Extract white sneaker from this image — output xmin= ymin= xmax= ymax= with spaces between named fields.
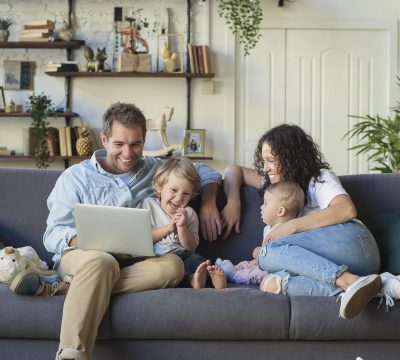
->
xmin=378 ymin=272 xmax=400 ymax=310
xmin=338 ymin=274 xmax=382 ymax=320
xmin=381 ymin=272 xmax=400 ymax=299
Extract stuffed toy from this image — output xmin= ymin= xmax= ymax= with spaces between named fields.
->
xmin=0 ymin=246 xmax=50 ymax=283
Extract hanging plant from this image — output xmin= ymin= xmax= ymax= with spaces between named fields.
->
xmin=29 ymin=93 xmax=54 ymax=169
xmin=216 ymin=0 xmax=263 ymax=56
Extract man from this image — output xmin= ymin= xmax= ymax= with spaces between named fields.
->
xmin=15 ymin=102 xmax=222 ymax=360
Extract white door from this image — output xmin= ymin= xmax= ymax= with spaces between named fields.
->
xmin=237 ymin=24 xmax=395 ymax=175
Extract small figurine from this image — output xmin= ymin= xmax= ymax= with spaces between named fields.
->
xmin=146 ymin=106 xmax=175 ymax=148
xmin=84 ymin=46 xmax=108 ymax=72
xmin=162 ymin=42 xmax=178 ymax=73
xmin=58 ymin=21 xmax=73 ymax=42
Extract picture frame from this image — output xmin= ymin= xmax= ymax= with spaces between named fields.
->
xmin=183 ymin=129 xmax=206 ymax=157
xmin=157 ymin=33 xmax=184 ymax=73
xmin=3 ymin=61 xmax=34 ymax=90
xmin=0 ymin=86 xmax=5 ymax=112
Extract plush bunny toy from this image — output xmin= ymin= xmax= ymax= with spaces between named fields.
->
xmin=0 ymin=246 xmax=49 ymax=283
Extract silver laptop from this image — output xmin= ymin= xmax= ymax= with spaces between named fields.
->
xmin=74 ymin=203 xmax=155 ymax=257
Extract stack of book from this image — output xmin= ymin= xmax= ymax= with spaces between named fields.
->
xmin=187 ymin=44 xmax=212 ymax=74
xmin=25 ymin=126 xmax=93 ymax=157
xmin=20 ymin=20 xmax=55 ymax=42
xmin=45 ymin=61 xmax=79 ymax=73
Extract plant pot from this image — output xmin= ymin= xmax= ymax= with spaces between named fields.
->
xmin=0 ymin=29 xmax=9 ymax=42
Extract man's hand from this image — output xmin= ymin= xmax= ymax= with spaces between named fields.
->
xmin=199 ymin=203 xmax=222 ymax=241
xmin=220 ymin=199 xmax=241 ymax=240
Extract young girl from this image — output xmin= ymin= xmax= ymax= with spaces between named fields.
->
xmin=142 ymin=157 xmax=226 ymax=289
xmin=216 ymin=180 xmax=304 ymax=290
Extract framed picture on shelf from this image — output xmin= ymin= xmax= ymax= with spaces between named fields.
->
xmin=0 ymin=86 xmax=5 ymax=112
xmin=3 ymin=61 xmax=34 ymax=90
xmin=183 ymin=129 xmax=206 ymax=157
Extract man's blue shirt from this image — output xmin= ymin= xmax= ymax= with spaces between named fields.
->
xmin=43 ymin=149 xmax=221 ymax=263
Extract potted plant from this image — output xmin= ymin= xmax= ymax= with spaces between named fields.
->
xmin=343 ymin=79 xmax=400 ymax=173
xmin=0 ymin=17 xmax=12 ymax=42
xmin=216 ymin=0 xmax=263 ymax=55
xmin=28 ymin=93 xmax=54 ymax=169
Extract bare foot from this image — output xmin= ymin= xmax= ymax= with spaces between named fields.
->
xmin=207 ymin=265 xmax=227 ymax=289
xmin=191 ymin=260 xmax=211 ymax=289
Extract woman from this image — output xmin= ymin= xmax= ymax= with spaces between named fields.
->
xmin=222 ymin=124 xmax=399 ymax=319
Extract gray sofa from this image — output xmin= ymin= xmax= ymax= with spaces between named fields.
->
xmin=1 ymin=168 xmax=400 ymax=360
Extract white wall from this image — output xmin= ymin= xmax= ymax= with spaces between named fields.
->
xmin=1 ymin=0 xmax=400 ymax=174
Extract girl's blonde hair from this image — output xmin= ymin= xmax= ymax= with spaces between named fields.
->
xmin=152 ymin=157 xmax=201 ymax=199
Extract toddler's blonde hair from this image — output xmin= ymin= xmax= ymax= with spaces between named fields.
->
xmin=152 ymin=157 xmax=201 ymax=199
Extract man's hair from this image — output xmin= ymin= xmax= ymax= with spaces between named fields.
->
xmin=267 ymin=180 xmax=305 ymax=218
xmin=152 ymin=157 xmax=201 ymax=199
xmin=102 ymin=102 xmax=147 ymax=139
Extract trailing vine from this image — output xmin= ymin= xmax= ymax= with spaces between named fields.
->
xmin=29 ymin=93 xmax=53 ymax=169
xmin=216 ymin=0 xmax=263 ymax=55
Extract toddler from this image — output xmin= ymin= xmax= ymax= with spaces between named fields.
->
xmin=142 ymin=157 xmax=226 ymax=289
xmin=216 ymin=180 xmax=304 ymax=289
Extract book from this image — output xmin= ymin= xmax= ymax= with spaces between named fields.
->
xmin=45 ymin=64 xmax=79 ymax=72
xmin=23 ymin=24 xmax=54 ymax=30
xmin=65 ymin=126 xmax=72 ymax=156
xmin=187 ymin=43 xmax=196 ymax=73
xmin=47 ymin=127 xmax=60 ymax=156
xmin=192 ymin=44 xmax=199 ymax=74
xmin=58 ymin=127 xmax=67 ymax=156
xmin=19 ymin=37 xmax=50 ymax=42
xmin=22 ymin=20 xmax=55 ymax=27
xmin=28 ymin=127 xmax=38 ymax=156
xmin=201 ymin=45 xmax=212 ymax=74
xmin=196 ymin=45 xmax=204 ymax=74
xmin=70 ymin=126 xmax=79 ymax=156
xmin=20 ymin=29 xmax=53 ymax=37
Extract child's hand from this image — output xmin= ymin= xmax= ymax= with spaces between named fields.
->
xmin=168 ymin=221 xmax=177 ymax=235
xmin=252 ymin=246 xmax=261 ymax=259
xmin=173 ymin=208 xmax=188 ymax=228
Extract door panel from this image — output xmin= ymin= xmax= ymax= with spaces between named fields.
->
xmin=238 ymin=27 xmax=391 ymax=175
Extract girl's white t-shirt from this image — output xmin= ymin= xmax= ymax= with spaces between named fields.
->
xmin=301 ymin=169 xmax=348 ymax=216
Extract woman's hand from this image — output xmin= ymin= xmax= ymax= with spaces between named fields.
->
xmin=264 ymin=220 xmax=296 ymax=242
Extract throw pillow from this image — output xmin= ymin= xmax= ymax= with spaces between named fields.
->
xmin=359 ymin=213 xmax=400 ymax=275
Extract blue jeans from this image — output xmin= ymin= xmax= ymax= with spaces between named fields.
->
xmin=258 ymin=221 xmax=380 ymax=296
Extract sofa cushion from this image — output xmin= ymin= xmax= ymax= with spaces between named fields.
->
xmin=110 ymin=288 xmax=290 ymax=340
xmin=290 ymin=296 xmax=400 ymax=340
xmin=360 ymin=213 xmax=400 ymax=274
xmin=0 ymin=168 xmax=62 ymax=266
xmin=0 ymin=285 xmax=111 ymax=339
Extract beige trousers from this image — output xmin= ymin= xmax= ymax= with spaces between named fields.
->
xmin=55 ymin=250 xmax=184 ymax=360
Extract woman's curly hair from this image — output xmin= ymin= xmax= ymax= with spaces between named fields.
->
xmin=254 ymin=124 xmax=330 ymax=194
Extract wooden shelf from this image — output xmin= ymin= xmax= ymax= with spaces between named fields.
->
xmin=186 ymin=156 xmax=213 ymax=160
xmin=0 ymin=155 xmax=90 ymax=160
xmin=0 ymin=40 xmax=85 ymax=49
xmin=0 ymin=112 xmax=78 ymax=118
xmin=45 ymin=71 xmax=215 ymax=78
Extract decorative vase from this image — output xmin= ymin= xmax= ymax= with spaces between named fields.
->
xmin=0 ymin=29 xmax=9 ymax=42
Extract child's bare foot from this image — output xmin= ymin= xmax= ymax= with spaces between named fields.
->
xmin=207 ymin=264 xmax=227 ymax=289
xmin=191 ymin=260 xmax=211 ymax=288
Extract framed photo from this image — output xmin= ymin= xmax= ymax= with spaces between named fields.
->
xmin=0 ymin=86 xmax=5 ymax=112
xmin=183 ymin=129 xmax=206 ymax=157
xmin=3 ymin=61 xmax=34 ymax=90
